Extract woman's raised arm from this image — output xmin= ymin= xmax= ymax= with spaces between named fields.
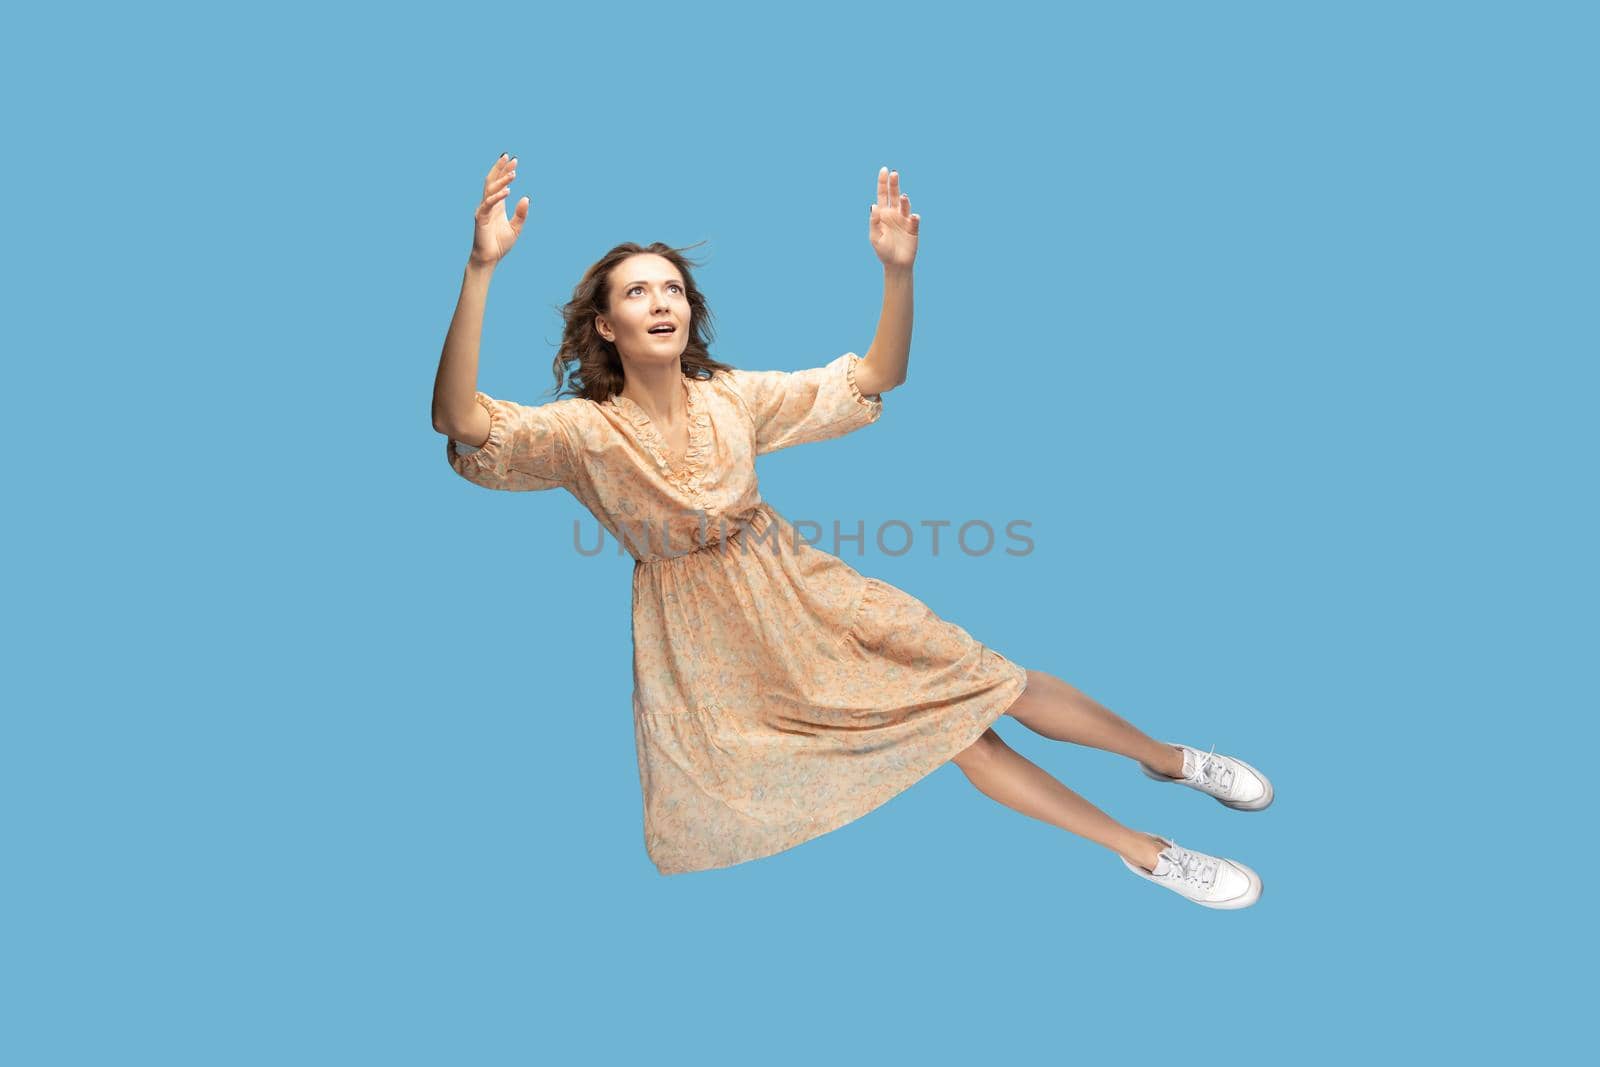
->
xmin=431 ymin=153 xmax=532 ymax=444
xmin=857 ymin=166 xmax=919 ymax=397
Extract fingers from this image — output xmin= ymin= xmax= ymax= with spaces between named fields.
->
xmin=890 ymin=170 xmax=909 ymax=217
xmin=875 ymin=166 xmax=914 ymax=218
xmin=486 ymin=163 xmax=517 ymax=194
xmin=476 ymin=184 xmax=512 ymax=219
xmin=484 ymin=153 xmax=518 ymax=194
xmin=477 ymin=153 xmax=521 ymax=218
xmin=870 ymin=165 xmax=919 ymax=238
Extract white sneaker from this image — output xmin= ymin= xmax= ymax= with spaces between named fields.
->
xmin=1139 ymin=743 xmax=1274 ymax=811
xmin=1121 ymin=836 xmax=1263 ymax=909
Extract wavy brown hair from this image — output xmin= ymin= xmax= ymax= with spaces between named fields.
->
xmin=542 ymin=241 xmax=737 ymax=402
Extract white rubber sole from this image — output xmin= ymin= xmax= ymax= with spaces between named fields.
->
xmin=1139 ymin=743 xmax=1275 ymax=811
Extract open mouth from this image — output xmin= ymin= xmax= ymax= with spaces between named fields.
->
xmin=648 ymin=325 xmax=676 ymax=337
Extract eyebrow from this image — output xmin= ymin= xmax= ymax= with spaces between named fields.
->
xmin=623 ymin=279 xmax=685 ymax=288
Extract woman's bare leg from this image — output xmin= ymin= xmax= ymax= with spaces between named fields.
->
xmin=949 ymin=727 xmax=1169 ymax=871
xmin=1005 ymin=669 xmax=1186 ymax=776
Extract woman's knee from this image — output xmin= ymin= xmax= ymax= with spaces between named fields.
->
xmin=1001 ymin=670 xmax=1049 ymax=719
xmin=951 ymin=727 xmax=1007 ymax=771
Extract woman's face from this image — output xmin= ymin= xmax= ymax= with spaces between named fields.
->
xmin=596 ymin=253 xmax=691 ymax=367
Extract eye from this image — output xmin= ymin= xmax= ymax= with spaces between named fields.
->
xmin=628 ymin=284 xmax=684 ymax=296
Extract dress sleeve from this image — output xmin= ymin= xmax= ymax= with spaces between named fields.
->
xmin=445 ymin=390 xmax=578 ymax=492
xmin=726 ymin=351 xmax=884 ymax=456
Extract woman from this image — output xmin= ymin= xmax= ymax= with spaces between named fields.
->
xmin=430 ymin=154 xmax=1274 ymax=907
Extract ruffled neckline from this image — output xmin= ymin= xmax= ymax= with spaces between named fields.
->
xmin=606 ymin=374 xmax=712 ymax=490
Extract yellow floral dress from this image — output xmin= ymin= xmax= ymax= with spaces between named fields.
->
xmin=447 ymin=351 xmax=1030 ymax=874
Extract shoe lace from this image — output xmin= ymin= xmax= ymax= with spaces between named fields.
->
xmin=1161 ymin=844 xmax=1220 ymax=890
xmin=1188 ymin=745 xmax=1235 ymax=794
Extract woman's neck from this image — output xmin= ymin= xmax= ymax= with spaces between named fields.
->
xmin=619 ymin=362 xmax=687 ymax=426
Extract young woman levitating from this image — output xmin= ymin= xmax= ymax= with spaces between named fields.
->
xmin=431 ymin=154 xmax=1275 ymax=907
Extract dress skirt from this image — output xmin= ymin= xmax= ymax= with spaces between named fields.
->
xmin=630 ymin=502 xmax=1031 ymax=875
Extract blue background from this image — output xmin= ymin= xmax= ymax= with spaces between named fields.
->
xmin=7 ymin=1 xmax=1592 ymax=1062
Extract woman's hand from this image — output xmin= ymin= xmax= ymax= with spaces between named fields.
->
xmin=868 ymin=166 xmax=919 ymax=270
xmin=470 ymin=153 xmax=530 ymax=268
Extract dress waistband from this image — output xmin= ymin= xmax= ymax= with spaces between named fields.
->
xmin=633 ymin=504 xmax=773 ymax=568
